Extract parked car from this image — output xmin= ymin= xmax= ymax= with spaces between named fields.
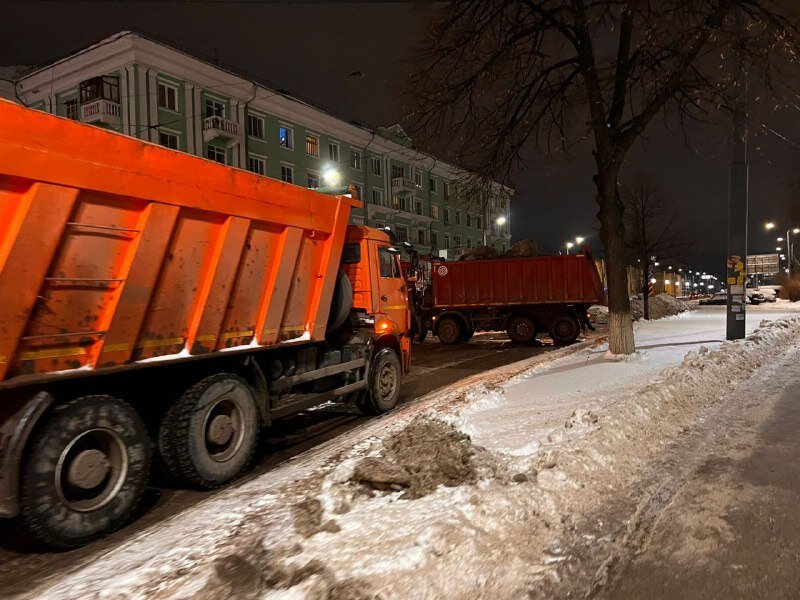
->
xmin=700 ymin=291 xmax=728 ymax=305
xmin=759 ymin=288 xmax=777 ymax=302
xmin=746 ymin=289 xmax=765 ymax=305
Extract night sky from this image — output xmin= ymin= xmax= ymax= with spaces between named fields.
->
xmin=2 ymin=0 xmax=799 ymax=277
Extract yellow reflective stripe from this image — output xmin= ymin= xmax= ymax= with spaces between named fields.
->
xmin=0 ymin=356 xmax=7 ymax=364
xmin=382 ymin=305 xmax=409 ymax=310
xmin=219 ymin=329 xmax=254 ymax=341
xmin=102 ymin=343 xmax=131 ymax=353
xmin=136 ymin=337 xmax=185 ymax=349
xmin=261 ymin=328 xmax=279 ymax=335
xmin=195 ymin=334 xmax=218 ymax=342
xmin=19 ymin=347 xmax=87 ymax=361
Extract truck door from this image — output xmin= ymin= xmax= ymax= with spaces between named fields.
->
xmin=375 ymin=243 xmax=410 ymax=334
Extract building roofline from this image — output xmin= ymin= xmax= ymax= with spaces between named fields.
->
xmin=17 ymin=29 xmax=514 ymax=195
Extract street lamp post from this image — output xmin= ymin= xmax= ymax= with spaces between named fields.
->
xmin=766 ymin=222 xmax=799 ymax=277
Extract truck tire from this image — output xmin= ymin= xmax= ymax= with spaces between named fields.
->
xmin=327 ymin=270 xmax=353 ymax=333
xmin=159 ymin=373 xmax=259 ymax=489
xmin=459 ymin=324 xmax=475 ymax=342
xmin=436 ymin=317 xmax=462 ymax=345
xmin=20 ymin=396 xmax=151 ymax=549
xmin=508 ymin=315 xmax=536 ymax=343
xmin=357 ymin=348 xmax=402 ymax=414
xmin=549 ymin=315 xmax=580 ymax=345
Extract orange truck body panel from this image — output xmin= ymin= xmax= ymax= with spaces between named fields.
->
xmin=0 ymin=99 xmax=360 ymax=387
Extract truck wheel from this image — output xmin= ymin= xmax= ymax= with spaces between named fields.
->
xmin=358 ymin=348 xmax=402 ymax=414
xmin=508 ymin=315 xmax=536 ymax=343
xmin=327 ymin=270 xmax=353 ymax=333
xmin=549 ymin=315 xmax=580 ymax=345
xmin=459 ymin=325 xmax=475 ymax=342
xmin=20 ymin=396 xmax=151 ymax=549
xmin=436 ymin=317 xmax=462 ymax=345
xmin=159 ymin=373 xmax=259 ymax=489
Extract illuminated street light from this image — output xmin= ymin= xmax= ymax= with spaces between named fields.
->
xmin=765 ymin=222 xmax=776 ymax=230
xmin=565 ymin=241 xmax=574 ymax=254
xmin=777 ymin=237 xmax=784 ymax=242
xmin=575 ymin=236 xmax=585 ymax=245
xmin=650 ymin=278 xmax=657 ymax=284
xmin=322 ymin=168 xmax=341 ymax=187
xmin=777 ymin=246 xmax=783 ymax=252
xmin=495 ymin=216 xmax=507 ymax=226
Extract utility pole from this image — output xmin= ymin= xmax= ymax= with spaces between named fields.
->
xmin=726 ymin=7 xmax=748 ymax=340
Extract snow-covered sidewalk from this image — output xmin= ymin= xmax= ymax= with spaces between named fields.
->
xmin=13 ymin=306 xmax=800 ymax=600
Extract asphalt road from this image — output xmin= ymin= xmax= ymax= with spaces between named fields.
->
xmin=0 ymin=330 xmax=574 ymax=577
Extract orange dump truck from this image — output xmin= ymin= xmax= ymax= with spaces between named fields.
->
xmin=0 ymin=99 xmax=411 ymax=547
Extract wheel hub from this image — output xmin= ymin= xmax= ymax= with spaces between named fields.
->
xmin=67 ymin=449 xmax=110 ymax=489
xmin=207 ymin=414 xmax=234 ymax=445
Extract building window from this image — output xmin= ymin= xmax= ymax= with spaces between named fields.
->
xmin=466 ymin=214 xmax=472 ymax=227
xmin=158 ymin=82 xmax=178 ymax=111
xmin=476 ymin=216 xmax=482 ymax=230
xmin=372 ymin=189 xmax=384 ymax=205
xmin=159 ymin=131 xmax=179 ymax=150
xmin=391 ymin=165 xmax=404 ymax=179
xmin=205 ymin=98 xmax=225 ymax=118
xmin=429 ymin=177 xmax=438 ymax=193
xmin=443 ymin=182 xmax=451 ymax=199
xmin=247 ymin=114 xmax=265 ymax=139
xmin=307 ymin=171 xmax=320 ymax=189
xmin=431 ymin=231 xmax=439 ymax=248
xmin=371 ymin=157 xmax=382 ymax=176
xmin=79 ymin=75 xmax=119 ymax=104
xmin=65 ymin=98 xmax=78 ymax=120
xmin=444 ymin=235 xmax=450 ymax=249
xmin=455 ymin=211 xmax=462 ymax=226
xmin=247 ymin=155 xmax=266 ymax=175
xmin=306 ymin=134 xmax=320 ymax=157
xmin=279 ymin=126 xmax=294 ymax=149
xmin=207 ymin=145 xmax=226 ymax=164
xmin=415 ymin=200 xmax=424 ymax=215
xmin=392 ymin=195 xmax=407 ymax=212
xmin=329 ymin=142 xmax=340 ymax=162
xmin=444 ymin=208 xmax=450 ymax=225
xmin=431 ymin=204 xmax=440 ymax=220
xmin=351 ymin=150 xmax=362 ymax=169
xmin=417 ymin=229 xmax=426 ymax=244
xmin=454 ymin=235 xmax=461 ymax=248
xmin=413 ymin=169 xmax=422 ymax=187
xmin=352 ymin=183 xmax=363 ymax=200
xmin=281 ymin=165 xmax=294 ymax=184
xmin=397 ymin=226 xmax=409 ymax=243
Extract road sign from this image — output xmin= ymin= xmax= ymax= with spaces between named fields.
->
xmin=746 ymin=253 xmax=780 ymax=276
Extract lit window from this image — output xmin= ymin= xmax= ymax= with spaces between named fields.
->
xmin=158 ymin=83 xmax=178 ymax=111
xmin=159 ymin=131 xmax=179 ymax=149
xmin=306 ymin=135 xmax=320 ymax=157
xmin=247 ymin=155 xmax=266 ymax=175
xmin=279 ymin=126 xmax=294 ymax=149
xmin=206 ymin=145 xmax=226 ymax=164
xmin=281 ymin=165 xmax=294 ymax=183
xmin=247 ymin=114 xmax=265 ymax=139
xmin=307 ymin=172 xmax=320 ymax=189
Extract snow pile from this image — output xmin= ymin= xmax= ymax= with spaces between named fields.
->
xmin=250 ymin=317 xmax=800 ymax=598
xmin=588 ymin=304 xmax=609 ymax=324
xmin=630 ymin=292 xmax=687 ymax=320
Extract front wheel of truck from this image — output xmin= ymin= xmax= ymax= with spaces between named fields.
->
xmin=20 ymin=396 xmax=151 ymax=549
xmin=358 ymin=348 xmax=402 ymax=415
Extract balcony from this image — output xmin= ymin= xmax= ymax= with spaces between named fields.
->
xmin=79 ymin=99 xmax=121 ymax=127
xmin=202 ymin=115 xmax=242 ymax=147
xmin=391 ymin=177 xmax=420 ymax=195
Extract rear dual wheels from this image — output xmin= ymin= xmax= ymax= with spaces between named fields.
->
xmin=159 ymin=373 xmax=259 ymax=489
xmin=20 ymin=396 xmax=151 ymax=549
xmin=437 ymin=316 xmax=473 ymax=345
xmin=549 ymin=315 xmax=581 ymax=345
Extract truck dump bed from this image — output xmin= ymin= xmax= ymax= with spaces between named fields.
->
xmin=431 ymin=254 xmax=606 ymax=308
xmin=0 ymin=100 xmax=358 ymax=386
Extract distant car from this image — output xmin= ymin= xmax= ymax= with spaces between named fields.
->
xmin=759 ymin=288 xmax=777 ymax=302
xmin=700 ymin=291 xmax=728 ymax=305
xmin=746 ymin=289 xmax=765 ymax=305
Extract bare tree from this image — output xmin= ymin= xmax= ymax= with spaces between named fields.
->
xmin=623 ymin=175 xmax=686 ymax=319
xmin=408 ymin=0 xmax=800 ymax=354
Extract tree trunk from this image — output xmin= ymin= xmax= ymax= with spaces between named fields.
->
xmin=597 ymin=166 xmax=636 ymax=355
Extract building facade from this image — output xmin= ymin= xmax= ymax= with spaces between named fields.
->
xmin=13 ymin=32 xmax=513 ymax=257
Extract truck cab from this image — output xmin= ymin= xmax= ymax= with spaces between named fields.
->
xmin=342 ymin=226 xmax=411 ymax=373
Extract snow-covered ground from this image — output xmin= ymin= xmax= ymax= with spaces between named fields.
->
xmin=12 ymin=304 xmax=800 ymax=600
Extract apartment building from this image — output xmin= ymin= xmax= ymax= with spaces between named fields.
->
xmin=13 ymin=31 xmax=513 ymax=256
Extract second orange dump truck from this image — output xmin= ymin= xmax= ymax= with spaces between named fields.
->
xmin=0 ymin=99 xmax=412 ymax=547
